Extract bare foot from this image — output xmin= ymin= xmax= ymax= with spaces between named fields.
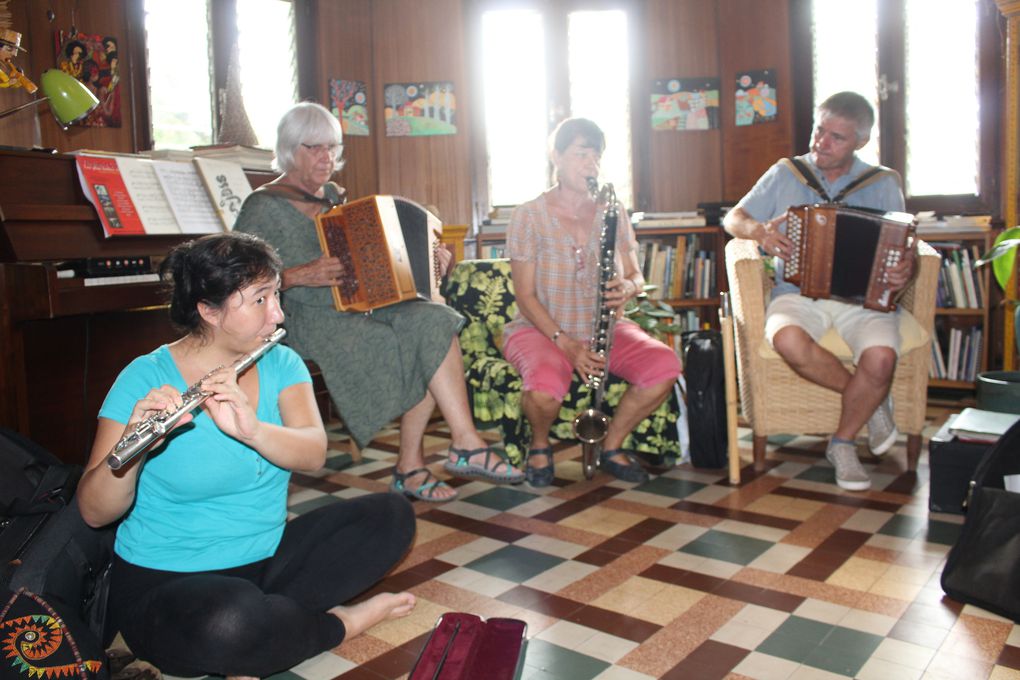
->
xmin=226 ymin=676 xmax=258 ymax=680
xmin=329 ymin=592 xmax=416 ymax=639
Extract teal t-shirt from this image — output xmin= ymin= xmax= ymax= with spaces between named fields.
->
xmin=99 ymin=343 xmax=311 ymax=572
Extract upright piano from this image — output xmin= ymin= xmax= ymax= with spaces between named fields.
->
xmin=0 ymin=150 xmax=274 ymax=463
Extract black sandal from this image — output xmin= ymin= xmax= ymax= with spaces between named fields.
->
xmin=599 ymin=449 xmax=650 ymax=484
xmin=526 ymin=447 xmax=555 ymax=487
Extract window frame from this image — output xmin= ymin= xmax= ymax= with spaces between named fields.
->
xmin=794 ymin=0 xmax=1001 ymax=215
xmin=132 ymin=0 xmax=311 ymax=152
xmin=467 ymin=0 xmax=641 ymax=225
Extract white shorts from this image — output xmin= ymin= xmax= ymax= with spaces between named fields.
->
xmin=764 ymin=294 xmax=901 ymax=362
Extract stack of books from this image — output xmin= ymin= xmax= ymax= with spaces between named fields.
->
xmin=632 ymin=211 xmax=706 ymax=228
xmin=948 ymin=408 xmax=1020 ymax=444
xmin=915 ymin=212 xmax=992 ymax=234
xmin=480 ymin=205 xmax=515 ymax=234
xmin=191 ymin=144 xmax=275 ymax=171
xmin=144 ymin=148 xmax=196 ymax=162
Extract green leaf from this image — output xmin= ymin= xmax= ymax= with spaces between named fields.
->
xmin=981 ymin=227 xmax=1020 ymax=292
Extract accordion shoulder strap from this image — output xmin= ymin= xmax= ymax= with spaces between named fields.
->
xmin=779 ymin=157 xmax=902 ymax=204
xmin=253 ymin=181 xmax=347 ymax=209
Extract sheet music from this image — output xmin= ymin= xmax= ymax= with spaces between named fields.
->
xmin=193 ymin=157 xmax=253 ymax=231
xmin=114 ymin=157 xmax=182 ymax=235
xmin=152 ymin=160 xmax=224 ymax=234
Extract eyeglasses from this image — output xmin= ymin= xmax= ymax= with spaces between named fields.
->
xmin=300 ymin=142 xmax=342 ymax=158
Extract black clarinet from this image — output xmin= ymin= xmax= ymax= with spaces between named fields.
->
xmin=572 ymin=179 xmax=618 ymax=479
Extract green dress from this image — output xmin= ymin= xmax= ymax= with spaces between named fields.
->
xmin=234 ymin=187 xmax=464 ymax=448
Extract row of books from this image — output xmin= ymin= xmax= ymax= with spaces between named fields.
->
xmin=930 ymin=325 xmax=982 ymax=383
xmin=73 ymin=152 xmax=254 ymax=238
xmin=638 ymin=235 xmax=717 ymax=300
xmin=479 ymin=244 xmax=507 ymax=259
xmin=931 ymin=242 xmax=986 ymax=309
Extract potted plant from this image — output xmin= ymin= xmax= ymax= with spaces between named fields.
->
xmin=624 ymin=286 xmax=683 ymax=346
xmin=975 ymin=227 xmax=1020 ymax=412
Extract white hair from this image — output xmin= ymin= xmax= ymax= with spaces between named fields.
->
xmin=273 ymin=102 xmax=345 ymax=173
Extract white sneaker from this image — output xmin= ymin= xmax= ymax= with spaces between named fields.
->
xmin=867 ymin=396 xmax=898 ymax=456
xmin=826 ymin=440 xmax=871 ymax=491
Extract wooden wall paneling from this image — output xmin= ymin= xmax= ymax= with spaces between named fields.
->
xmin=642 ymin=0 xmax=723 ymax=212
xmin=20 ymin=309 xmax=175 ymax=464
xmin=717 ymin=0 xmax=795 ymax=202
xmin=0 ymin=0 xmax=39 ymax=147
xmin=6 ymin=0 xmax=138 ymax=154
xmin=314 ymin=0 xmax=379 ymax=202
xmin=371 ymin=0 xmax=472 ymax=226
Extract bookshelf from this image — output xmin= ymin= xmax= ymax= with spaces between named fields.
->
xmin=474 ymin=223 xmax=727 ymax=333
xmin=632 ymin=224 xmax=725 ymax=332
xmin=920 ymin=227 xmax=993 ymax=390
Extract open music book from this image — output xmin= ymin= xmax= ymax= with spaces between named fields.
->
xmin=75 ymin=153 xmax=253 ymax=237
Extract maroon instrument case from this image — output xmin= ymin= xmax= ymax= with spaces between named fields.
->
xmin=408 ymin=612 xmax=527 ymax=680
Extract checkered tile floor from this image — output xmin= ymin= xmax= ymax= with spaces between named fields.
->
xmin=159 ymin=409 xmax=1020 ymax=680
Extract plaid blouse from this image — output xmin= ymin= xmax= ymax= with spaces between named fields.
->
xmin=504 ymin=192 xmax=636 ymax=342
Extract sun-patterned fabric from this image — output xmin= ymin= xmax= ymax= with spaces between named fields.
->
xmin=443 ymin=258 xmax=681 ymax=466
xmin=0 ymin=589 xmax=105 ymax=679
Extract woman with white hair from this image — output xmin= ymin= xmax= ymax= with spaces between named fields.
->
xmin=235 ymin=102 xmax=523 ymax=502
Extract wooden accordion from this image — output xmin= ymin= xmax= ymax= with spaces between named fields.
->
xmin=782 ymin=204 xmax=916 ymax=312
xmin=314 ymin=195 xmax=443 ymax=312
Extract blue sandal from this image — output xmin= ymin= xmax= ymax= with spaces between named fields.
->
xmin=444 ymin=446 xmax=525 ymax=484
xmin=525 ymin=447 xmax=555 ymax=487
xmin=391 ymin=467 xmax=457 ymax=502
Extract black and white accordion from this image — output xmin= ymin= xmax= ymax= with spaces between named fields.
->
xmin=782 ymin=204 xmax=917 ymax=312
xmin=314 ymin=195 xmax=443 ymax=312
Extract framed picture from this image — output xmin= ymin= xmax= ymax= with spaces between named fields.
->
xmin=651 ymin=77 xmax=720 ymax=131
xmin=383 ymin=81 xmax=456 ymax=137
xmin=735 ymin=68 xmax=777 ymax=127
xmin=330 ymin=79 xmax=369 ymax=136
xmin=55 ymin=31 xmax=120 ymax=127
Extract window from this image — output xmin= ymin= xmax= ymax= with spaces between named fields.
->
xmin=145 ymin=0 xmax=213 ymax=148
xmin=477 ymin=2 xmax=633 ymax=210
xmin=144 ymin=0 xmax=297 ymax=150
xmin=810 ymin=0 xmax=993 ymax=211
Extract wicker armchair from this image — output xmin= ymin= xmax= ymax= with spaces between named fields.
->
xmin=724 ymin=238 xmax=940 ymax=471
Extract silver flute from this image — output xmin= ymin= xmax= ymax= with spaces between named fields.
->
xmin=106 ymin=328 xmax=287 ymax=470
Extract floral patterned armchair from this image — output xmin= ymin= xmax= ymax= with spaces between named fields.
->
xmin=443 ymin=258 xmax=682 ymax=467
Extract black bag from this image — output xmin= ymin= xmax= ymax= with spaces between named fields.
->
xmin=0 ymin=427 xmax=115 ymax=669
xmin=941 ymin=419 xmax=1020 ymax=622
xmin=681 ymin=330 xmax=727 ymax=468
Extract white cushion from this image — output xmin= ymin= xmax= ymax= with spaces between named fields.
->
xmin=758 ymin=308 xmax=929 ymax=360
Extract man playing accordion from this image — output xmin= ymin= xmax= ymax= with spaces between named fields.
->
xmin=723 ymin=91 xmax=914 ymax=491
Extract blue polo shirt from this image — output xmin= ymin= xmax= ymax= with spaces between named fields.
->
xmin=734 ymin=153 xmax=905 ymax=297
xmin=99 ymin=343 xmax=311 ymax=572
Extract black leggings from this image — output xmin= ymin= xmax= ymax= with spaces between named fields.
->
xmin=108 ymin=493 xmax=415 ymax=678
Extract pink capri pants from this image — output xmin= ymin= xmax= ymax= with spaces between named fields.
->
xmin=503 ymin=322 xmax=682 ymax=402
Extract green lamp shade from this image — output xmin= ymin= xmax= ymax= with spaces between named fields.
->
xmin=40 ymin=68 xmax=99 ymax=126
